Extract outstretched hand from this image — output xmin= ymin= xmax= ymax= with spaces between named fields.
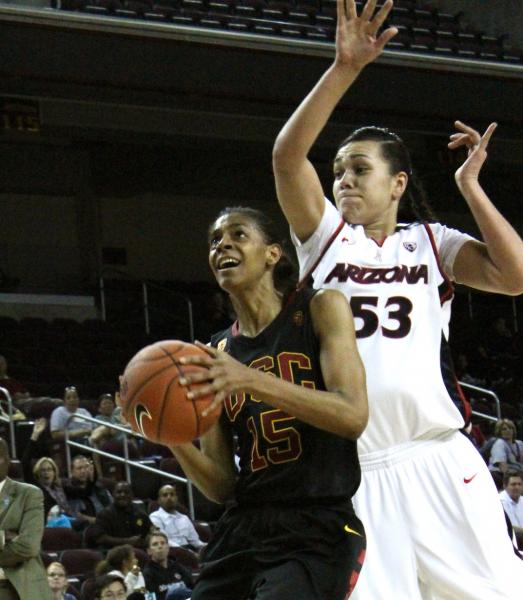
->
xmin=449 ymin=120 xmax=497 ymax=189
xmin=335 ymin=0 xmax=398 ymax=71
xmin=177 ymin=341 xmax=254 ymax=417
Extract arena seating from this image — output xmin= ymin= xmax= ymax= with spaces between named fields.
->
xmin=49 ymin=0 xmax=521 ymax=63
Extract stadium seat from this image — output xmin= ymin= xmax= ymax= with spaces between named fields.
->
xmin=42 ymin=527 xmax=83 ymax=552
xmin=59 ymin=548 xmax=103 ymax=581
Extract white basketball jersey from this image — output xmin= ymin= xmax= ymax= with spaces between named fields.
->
xmin=293 ymin=200 xmax=475 ymax=456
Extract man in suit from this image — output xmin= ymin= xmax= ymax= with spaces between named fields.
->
xmin=0 ymin=437 xmax=51 ymax=599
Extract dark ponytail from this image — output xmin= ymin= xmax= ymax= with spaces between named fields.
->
xmin=337 ymin=126 xmax=437 ymax=223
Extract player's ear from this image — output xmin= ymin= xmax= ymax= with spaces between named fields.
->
xmin=266 ymin=243 xmax=282 ymax=266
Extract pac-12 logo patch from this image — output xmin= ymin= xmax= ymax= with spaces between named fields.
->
xmin=135 ymin=404 xmax=153 ymax=437
xmin=403 ymin=242 xmax=417 ymax=252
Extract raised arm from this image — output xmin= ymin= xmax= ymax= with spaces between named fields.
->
xmin=272 ymin=0 xmax=397 ymax=241
xmin=177 ymin=290 xmax=368 ymax=440
xmin=449 ymin=121 xmax=523 ymax=295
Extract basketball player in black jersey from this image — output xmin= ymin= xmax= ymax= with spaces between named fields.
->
xmin=169 ymin=206 xmax=368 ymax=599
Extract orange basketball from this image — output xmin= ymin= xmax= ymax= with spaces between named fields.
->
xmin=119 ymin=340 xmax=221 ymax=445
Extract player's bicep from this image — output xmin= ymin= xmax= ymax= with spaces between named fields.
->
xmin=311 ymin=290 xmax=367 ymax=414
xmin=274 ymin=158 xmax=326 ymax=242
xmin=453 ymin=240 xmax=507 ymax=293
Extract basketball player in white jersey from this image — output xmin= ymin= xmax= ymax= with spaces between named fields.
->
xmin=272 ymin=0 xmax=523 ymax=598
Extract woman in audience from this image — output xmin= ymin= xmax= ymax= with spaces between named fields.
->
xmin=93 ymin=574 xmax=128 ymax=600
xmin=31 ymin=454 xmax=73 ymax=521
xmin=489 ymin=418 xmax=523 ymax=487
xmin=95 ymin=544 xmax=147 ymax=598
xmin=46 ymin=561 xmax=76 ymax=600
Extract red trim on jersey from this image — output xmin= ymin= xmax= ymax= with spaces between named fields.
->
xmin=371 ymin=237 xmax=387 ymax=247
xmin=344 ymin=547 xmax=366 ymax=599
xmin=298 ymin=218 xmax=345 ymax=289
xmin=423 ymin=223 xmax=454 ymax=304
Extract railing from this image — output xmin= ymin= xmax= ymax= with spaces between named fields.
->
xmin=0 ymin=387 xmax=16 ymax=458
xmin=98 ymin=267 xmax=194 ymax=341
xmin=459 ymin=381 xmax=501 ymax=422
xmin=64 ymin=412 xmax=197 ymax=519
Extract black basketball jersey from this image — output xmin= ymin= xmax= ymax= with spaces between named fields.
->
xmin=210 ymin=287 xmax=361 ymax=507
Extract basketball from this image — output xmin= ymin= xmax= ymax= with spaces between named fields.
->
xmin=119 ymin=340 xmax=221 ymax=445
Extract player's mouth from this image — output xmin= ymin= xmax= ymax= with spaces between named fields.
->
xmin=216 ymin=257 xmax=241 ymax=270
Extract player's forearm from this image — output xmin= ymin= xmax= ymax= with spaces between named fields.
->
xmin=459 ymin=181 xmax=523 ymax=295
xmin=170 ymin=443 xmax=236 ymax=504
xmin=273 ymin=63 xmax=361 ymax=169
xmin=246 ymin=369 xmax=367 ymax=440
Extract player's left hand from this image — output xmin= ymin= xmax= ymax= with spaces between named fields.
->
xmin=177 ymin=341 xmax=254 ymax=416
xmin=449 ymin=120 xmax=497 ymax=189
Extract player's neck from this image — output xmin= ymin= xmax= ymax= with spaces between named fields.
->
xmin=232 ymin=286 xmax=282 ymax=338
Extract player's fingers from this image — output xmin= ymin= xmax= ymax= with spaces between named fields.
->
xmin=193 ymin=340 xmax=216 ymax=356
xmin=186 ymin=383 xmax=214 ymax=400
xmin=454 ymin=120 xmax=481 ymax=143
xmin=339 ymin=0 xmax=356 ymax=21
xmin=375 ymin=26 xmax=398 ymax=51
xmin=361 ymin=0 xmax=377 ymax=22
xmin=479 ymin=122 xmax=497 ymax=149
xmin=369 ymin=0 xmax=393 ymax=34
xmin=202 ymin=395 xmax=223 ymax=417
xmin=178 ymin=354 xmax=213 ymax=367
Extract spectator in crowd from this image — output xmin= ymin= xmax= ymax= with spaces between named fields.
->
xmin=143 ymin=531 xmax=192 ymax=600
xmin=63 ymin=455 xmax=112 ymax=527
xmin=149 ymin=485 xmax=205 ymax=551
xmin=93 ymin=574 xmax=127 ymax=600
xmin=500 ymin=470 xmax=523 ymax=549
xmin=0 ymin=354 xmax=30 ymax=407
xmin=31 ymin=456 xmax=73 ymax=524
xmin=0 ymin=438 xmax=52 ymax=600
xmin=95 ymin=544 xmax=146 ymax=597
xmin=19 ymin=418 xmax=74 ymax=522
xmin=92 ymin=481 xmax=152 ymax=549
xmin=46 ymin=561 xmax=76 ymax=600
xmin=50 ymin=386 xmax=94 ymax=444
xmin=489 ymin=418 xmax=523 ymax=488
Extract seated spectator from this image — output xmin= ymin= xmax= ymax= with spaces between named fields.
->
xmin=0 ymin=353 xmax=31 ymax=407
xmin=90 ymin=394 xmax=128 ymax=444
xmin=95 ymin=544 xmax=146 ymax=597
xmin=91 ymin=481 xmax=152 ymax=549
xmin=30 ymin=455 xmax=73 ymax=523
xmin=50 ymin=386 xmax=94 ymax=444
xmin=489 ymin=418 xmax=523 ymax=488
xmin=63 ymin=454 xmax=112 ymax=528
xmin=93 ymin=574 xmax=128 ymax=600
xmin=90 ymin=393 xmax=135 ymax=479
xmin=149 ymin=484 xmax=206 ymax=552
xmin=143 ymin=531 xmax=192 ymax=600
xmin=499 ymin=470 xmax=523 ymax=550
xmin=46 ymin=561 xmax=76 ymax=600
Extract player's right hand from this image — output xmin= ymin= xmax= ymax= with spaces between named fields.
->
xmin=334 ymin=0 xmax=398 ymax=72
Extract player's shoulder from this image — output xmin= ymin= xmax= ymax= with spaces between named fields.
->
xmin=310 ymin=288 xmax=349 ymax=314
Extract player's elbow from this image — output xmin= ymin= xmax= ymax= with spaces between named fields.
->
xmin=340 ymin=391 xmax=369 ymax=440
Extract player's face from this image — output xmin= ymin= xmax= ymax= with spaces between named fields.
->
xmin=208 ymin=214 xmax=279 ymax=293
xmin=148 ymin=534 xmax=169 ymax=562
xmin=333 ymin=141 xmax=405 ymax=230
